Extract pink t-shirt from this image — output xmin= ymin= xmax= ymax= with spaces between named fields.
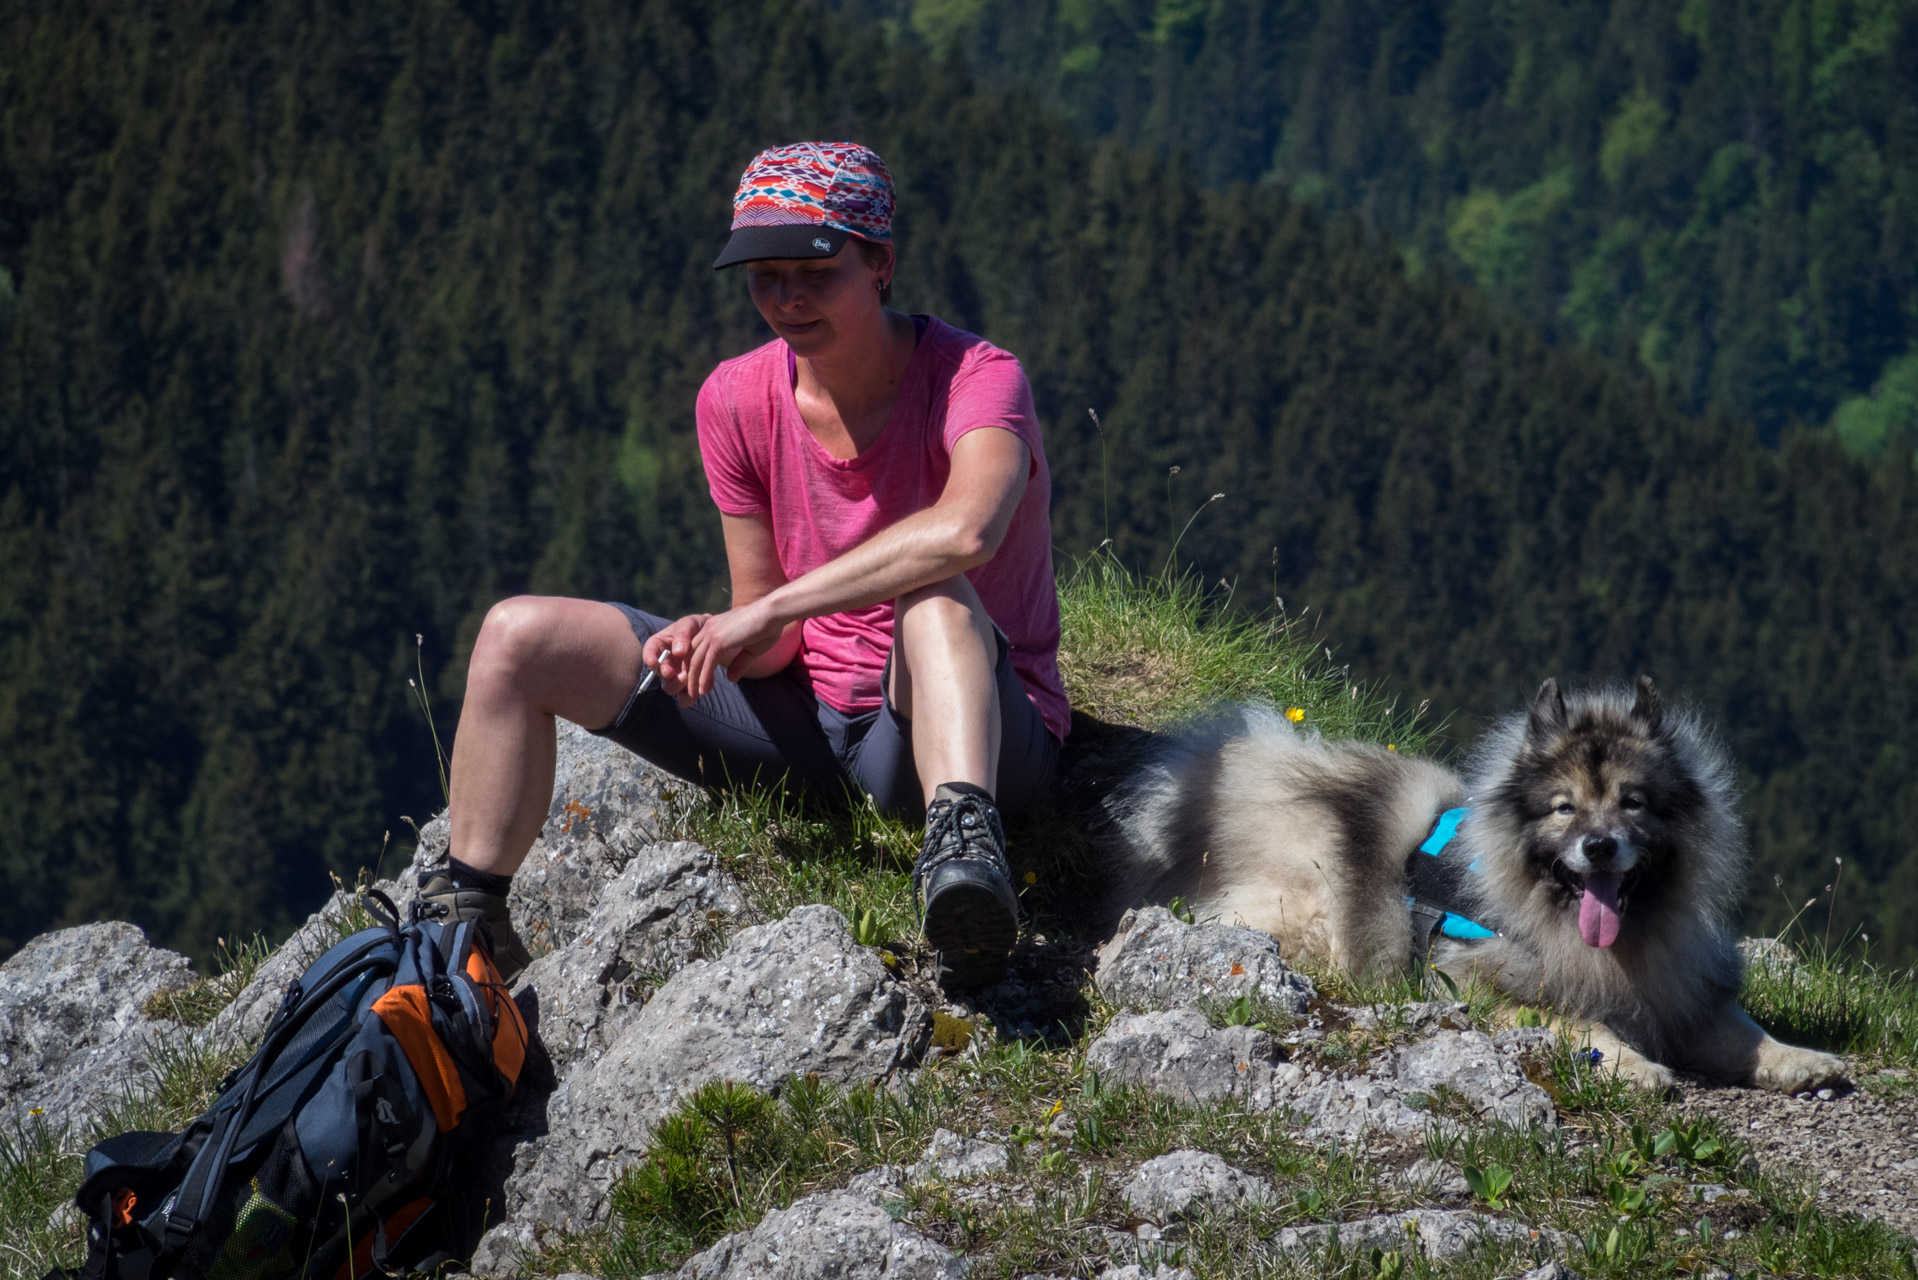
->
xmin=696 ymin=315 xmax=1070 ymax=741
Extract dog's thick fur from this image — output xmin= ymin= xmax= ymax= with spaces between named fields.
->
xmin=1107 ymin=677 xmax=1846 ymax=1093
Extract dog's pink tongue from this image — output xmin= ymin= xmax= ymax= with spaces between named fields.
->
xmin=1579 ymin=872 xmax=1623 ymax=947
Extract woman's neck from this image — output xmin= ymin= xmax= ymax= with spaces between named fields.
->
xmin=793 ymin=309 xmax=918 ymax=419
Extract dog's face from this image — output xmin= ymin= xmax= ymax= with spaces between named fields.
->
xmin=1504 ymin=677 xmax=1699 ymax=948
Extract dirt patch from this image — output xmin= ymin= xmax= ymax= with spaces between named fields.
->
xmin=1673 ymin=1071 xmax=1918 ymax=1238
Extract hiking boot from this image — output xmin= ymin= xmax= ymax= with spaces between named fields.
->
xmin=416 ymin=870 xmax=533 ymax=984
xmin=913 ymin=785 xmax=1019 ymax=991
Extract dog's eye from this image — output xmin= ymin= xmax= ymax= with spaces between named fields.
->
xmin=1621 ymin=795 xmax=1644 ymax=811
xmin=1554 ymin=801 xmax=1575 ymax=817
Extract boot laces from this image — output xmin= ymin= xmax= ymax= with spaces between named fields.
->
xmin=911 ymin=794 xmax=1010 ymax=912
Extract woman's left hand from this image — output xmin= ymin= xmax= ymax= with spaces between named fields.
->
xmin=680 ymin=599 xmax=787 ymax=699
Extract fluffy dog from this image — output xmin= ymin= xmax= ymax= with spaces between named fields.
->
xmin=1106 ymin=676 xmax=1846 ymax=1093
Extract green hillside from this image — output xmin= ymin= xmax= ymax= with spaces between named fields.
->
xmin=828 ymin=0 xmax=1918 ymax=443
xmin=2 ymin=0 xmax=1916 ymax=965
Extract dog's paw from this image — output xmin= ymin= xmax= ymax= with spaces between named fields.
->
xmin=1753 ymin=1044 xmax=1848 ymax=1094
xmin=1610 ymin=1055 xmax=1676 ymax=1092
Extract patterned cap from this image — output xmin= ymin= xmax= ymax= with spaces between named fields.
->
xmin=713 ymin=142 xmax=894 ymax=269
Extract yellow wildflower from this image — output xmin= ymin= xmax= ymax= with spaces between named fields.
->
xmin=1285 ymin=707 xmax=1305 ymax=723
xmin=1023 ymin=871 xmax=1037 ymax=884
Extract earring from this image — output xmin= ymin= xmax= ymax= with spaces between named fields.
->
xmin=874 ymin=278 xmax=886 ymax=291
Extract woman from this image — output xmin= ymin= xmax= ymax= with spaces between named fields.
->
xmin=425 ymin=142 xmax=1068 ymax=991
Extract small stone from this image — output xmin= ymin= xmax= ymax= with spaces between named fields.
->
xmin=1121 ymin=1149 xmax=1275 ymax=1223
xmin=1083 ymin=1008 xmax=1295 ymax=1110
xmin=912 ymin=1128 xmax=1010 ymax=1182
xmin=1095 ymin=907 xmax=1315 ymax=1015
xmin=676 ymin=1191 xmax=966 ymax=1278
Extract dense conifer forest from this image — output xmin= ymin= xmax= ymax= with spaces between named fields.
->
xmin=830 ymin=0 xmax=1918 ymax=442
xmin=2 ymin=0 xmax=1915 ymax=964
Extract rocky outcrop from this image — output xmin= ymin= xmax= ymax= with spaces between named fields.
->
xmin=0 ymin=922 xmax=195 ymax=1133
xmin=500 ymin=905 xmax=928 ymax=1233
xmin=518 ymin=841 xmax=745 ymax=1074
xmin=1095 ymin=907 xmax=1316 ymax=1016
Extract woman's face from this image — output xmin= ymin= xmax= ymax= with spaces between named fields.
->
xmin=745 ymin=245 xmax=886 ymax=357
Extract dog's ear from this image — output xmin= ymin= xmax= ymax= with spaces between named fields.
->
xmin=1631 ymin=674 xmax=1664 ymax=736
xmin=1527 ymin=678 xmax=1567 ymax=742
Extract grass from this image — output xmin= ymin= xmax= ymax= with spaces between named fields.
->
xmin=1 ymin=1034 xmax=250 ymax=1279
xmin=141 ymin=934 xmax=272 ymax=1028
xmin=1057 ymin=552 xmax=1439 ymax=750
xmin=1741 ymin=934 xmax=1918 ymax=1075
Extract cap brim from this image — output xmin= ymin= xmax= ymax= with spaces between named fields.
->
xmin=712 ymin=224 xmax=850 ymax=269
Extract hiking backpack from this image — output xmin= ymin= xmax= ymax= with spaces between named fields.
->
xmin=51 ymin=890 xmax=528 ymax=1280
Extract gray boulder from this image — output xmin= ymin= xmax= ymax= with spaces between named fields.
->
xmin=1121 ymin=1149 xmax=1274 ymax=1223
xmin=912 ymin=1128 xmax=1010 ymax=1182
xmin=1095 ymin=908 xmax=1315 ymax=1017
xmin=1084 ymin=1008 xmax=1296 ymax=1109
xmin=1391 ymin=1031 xmax=1556 ymax=1130
xmin=505 ymin=906 xmax=929 ymax=1229
xmin=519 ymin=842 xmax=746 ymax=1073
xmin=675 ymin=1191 xmax=966 ymax=1278
xmin=0 ymin=922 xmax=196 ymax=1132
xmin=1273 ymin=1209 xmax=1563 ymax=1260
xmin=1096 ymin=1267 xmax=1196 ymax=1280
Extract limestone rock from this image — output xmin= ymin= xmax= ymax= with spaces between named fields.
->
xmin=1121 ymin=1149 xmax=1274 ymax=1223
xmin=1289 ymin=1075 xmax=1436 ymax=1139
xmin=674 ymin=1191 xmax=966 ymax=1278
xmin=518 ymin=842 xmax=746 ymax=1073
xmin=1346 ymin=1001 xmax=1472 ymax=1034
xmin=1392 ymin=1158 xmax=1471 ymax=1198
xmin=1096 ymin=1267 xmax=1196 ymax=1280
xmin=1083 ymin=1008 xmax=1296 ymax=1109
xmin=505 ymin=906 xmax=929 ymax=1229
xmin=845 ymin=1163 xmax=909 ymax=1204
xmin=1273 ymin=1209 xmax=1562 ymax=1260
xmin=1391 ymin=1031 xmax=1556 ymax=1129
xmin=468 ymin=1221 xmax=540 ymax=1278
xmin=0 ymin=922 xmax=195 ymax=1132
xmin=1504 ymin=1264 xmax=1586 ymax=1280
xmin=912 ymin=1128 xmax=1010 ymax=1182
xmin=1095 ymin=908 xmax=1315 ymax=1016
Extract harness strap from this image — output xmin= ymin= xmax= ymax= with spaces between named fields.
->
xmin=1405 ymin=806 xmax=1498 ymax=961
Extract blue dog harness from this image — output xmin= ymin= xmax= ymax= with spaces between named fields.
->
xmin=1405 ymin=807 xmax=1498 ymax=958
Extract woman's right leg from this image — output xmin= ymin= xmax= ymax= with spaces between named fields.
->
xmin=448 ymin=596 xmax=646 ymax=878
xmin=449 ymin=597 xmax=850 ymax=880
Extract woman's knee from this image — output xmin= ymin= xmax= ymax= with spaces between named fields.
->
xmin=469 ymin=596 xmax=568 ymax=690
xmin=896 ymin=577 xmax=992 ymax=647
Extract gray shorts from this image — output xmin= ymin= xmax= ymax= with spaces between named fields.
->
xmin=590 ymin=604 xmax=1061 ymax=821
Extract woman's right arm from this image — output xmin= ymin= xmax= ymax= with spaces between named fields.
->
xmin=645 ymin=510 xmax=801 ymax=706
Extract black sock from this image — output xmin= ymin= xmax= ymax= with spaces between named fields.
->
xmin=443 ymin=855 xmax=513 ymax=897
xmin=935 ymin=781 xmax=995 ymax=804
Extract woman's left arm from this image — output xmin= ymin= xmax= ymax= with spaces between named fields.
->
xmin=678 ymin=427 xmax=1030 ymax=698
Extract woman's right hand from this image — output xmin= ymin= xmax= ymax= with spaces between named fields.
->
xmin=642 ymin=614 xmax=712 ymax=708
